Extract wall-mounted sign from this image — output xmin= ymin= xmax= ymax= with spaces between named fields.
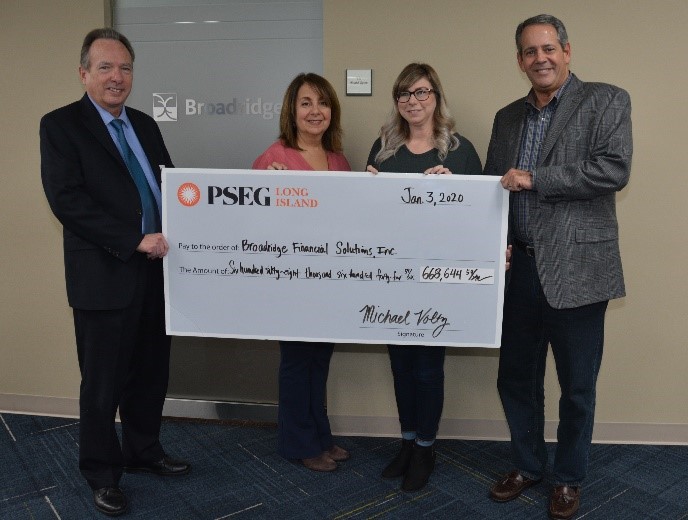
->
xmin=346 ymin=69 xmax=372 ymax=96
xmin=116 ymin=2 xmax=323 ymax=169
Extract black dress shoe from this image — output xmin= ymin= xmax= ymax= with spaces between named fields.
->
xmin=124 ymin=455 xmax=191 ymax=476
xmin=93 ymin=486 xmax=127 ymax=516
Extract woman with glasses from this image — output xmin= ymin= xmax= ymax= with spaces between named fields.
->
xmin=366 ymin=63 xmax=482 ymax=492
xmin=253 ymin=73 xmax=351 ymax=472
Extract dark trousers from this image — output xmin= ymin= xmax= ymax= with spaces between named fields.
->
xmin=498 ymin=246 xmax=607 ymax=486
xmin=388 ymin=344 xmax=446 ymax=442
xmin=277 ymin=341 xmax=334 ymax=459
xmin=73 ymin=260 xmax=170 ymax=490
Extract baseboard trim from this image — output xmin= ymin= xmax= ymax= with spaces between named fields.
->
xmin=0 ymin=393 xmax=79 ymax=418
xmin=329 ymin=415 xmax=688 ymax=445
xmin=327 ymin=415 xmax=513 ymax=440
xmin=1 ymin=394 xmax=686 ymax=445
xmin=0 ymin=394 xmax=278 ymax=423
xmin=162 ymin=397 xmax=278 ymax=423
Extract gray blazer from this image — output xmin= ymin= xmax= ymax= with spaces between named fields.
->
xmin=484 ymin=74 xmax=633 ymax=309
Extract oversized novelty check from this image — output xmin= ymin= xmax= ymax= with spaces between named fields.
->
xmin=163 ymin=169 xmax=508 ymax=348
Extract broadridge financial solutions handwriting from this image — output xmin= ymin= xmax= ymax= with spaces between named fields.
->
xmin=163 ymin=169 xmax=508 ymax=347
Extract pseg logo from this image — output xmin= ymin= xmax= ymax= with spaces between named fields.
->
xmin=177 ymin=185 xmax=318 ymax=208
xmin=177 ymin=183 xmax=201 ymax=206
xmin=154 ymin=92 xmax=281 ymax=122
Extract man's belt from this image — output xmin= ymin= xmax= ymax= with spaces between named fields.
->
xmin=513 ymin=238 xmax=535 ymax=257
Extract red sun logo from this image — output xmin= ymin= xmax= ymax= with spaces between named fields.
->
xmin=177 ymin=183 xmax=201 ymax=206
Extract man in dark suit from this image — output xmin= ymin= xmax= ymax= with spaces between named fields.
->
xmin=40 ymin=28 xmax=190 ymax=516
xmin=484 ymin=14 xmax=632 ymax=520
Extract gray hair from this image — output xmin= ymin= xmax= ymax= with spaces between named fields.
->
xmin=80 ymin=28 xmax=135 ymax=69
xmin=515 ymin=14 xmax=568 ymax=54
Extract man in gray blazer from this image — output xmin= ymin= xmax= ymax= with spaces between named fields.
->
xmin=484 ymin=14 xmax=632 ymax=520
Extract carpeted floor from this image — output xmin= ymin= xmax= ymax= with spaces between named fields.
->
xmin=1 ymin=413 xmax=686 ymax=519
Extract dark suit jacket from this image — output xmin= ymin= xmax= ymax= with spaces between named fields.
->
xmin=40 ymin=94 xmax=173 ymax=310
xmin=484 ymin=74 xmax=633 ymax=309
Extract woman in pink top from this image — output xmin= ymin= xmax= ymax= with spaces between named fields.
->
xmin=253 ymin=73 xmax=350 ymax=472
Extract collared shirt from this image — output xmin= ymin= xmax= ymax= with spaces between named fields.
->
xmin=511 ymin=73 xmax=572 ymax=243
xmin=88 ymin=96 xmax=163 ymax=233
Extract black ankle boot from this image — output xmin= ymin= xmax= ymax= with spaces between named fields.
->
xmin=381 ymin=439 xmax=414 ymax=478
xmin=401 ymin=443 xmax=436 ymax=491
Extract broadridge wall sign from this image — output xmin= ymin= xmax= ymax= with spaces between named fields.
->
xmin=153 ymin=92 xmax=283 ymax=122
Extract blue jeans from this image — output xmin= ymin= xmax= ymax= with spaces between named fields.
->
xmin=388 ymin=344 xmax=445 ymax=442
xmin=277 ymin=341 xmax=334 ymax=459
xmin=498 ymin=247 xmax=607 ymax=486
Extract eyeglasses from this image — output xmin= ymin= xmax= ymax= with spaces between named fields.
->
xmin=396 ymin=88 xmax=434 ymax=103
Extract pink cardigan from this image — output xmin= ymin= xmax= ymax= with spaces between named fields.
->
xmin=252 ymin=140 xmax=351 ymax=172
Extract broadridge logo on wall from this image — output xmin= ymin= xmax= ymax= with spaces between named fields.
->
xmin=153 ymin=92 xmax=282 ymax=122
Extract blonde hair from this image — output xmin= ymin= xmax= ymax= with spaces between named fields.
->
xmin=375 ymin=63 xmax=458 ymax=164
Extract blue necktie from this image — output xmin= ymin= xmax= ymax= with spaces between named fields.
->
xmin=110 ymin=119 xmax=160 ymax=233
